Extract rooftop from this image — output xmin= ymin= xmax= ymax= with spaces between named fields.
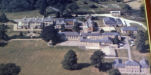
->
xmin=15 ymin=16 xmax=54 ymax=23
xmin=103 ymin=17 xmax=123 ymax=26
xmin=125 ymin=60 xmax=140 ymax=66
xmin=121 ymin=26 xmax=138 ymax=31
xmin=81 ymin=32 xmax=120 ymax=37
xmin=80 ymin=37 xmax=112 ymax=43
xmin=113 ymin=59 xmax=150 ymax=68
xmin=139 ymin=59 xmax=149 ymax=68
xmin=59 ymin=32 xmax=80 ymax=36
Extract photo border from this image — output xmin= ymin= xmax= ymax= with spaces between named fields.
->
xmin=144 ymin=0 xmax=151 ymax=52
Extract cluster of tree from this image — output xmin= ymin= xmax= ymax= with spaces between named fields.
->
xmin=0 ymin=0 xmax=74 ymax=12
xmin=0 ymin=13 xmax=9 ymax=23
xmin=112 ymin=0 xmax=123 ymax=2
xmin=90 ymin=0 xmax=106 ymax=3
xmin=108 ymin=69 xmax=121 ymax=75
xmin=0 ymin=63 xmax=21 ymax=75
xmin=135 ymin=30 xmax=149 ymax=53
xmin=62 ymin=50 xmax=114 ymax=73
xmin=0 ymin=24 xmax=9 ymax=47
xmin=90 ymin=0 xmax=123 ymax=3
xmin=90 ymin=50 xmax=105 ymax=68
xmin=40 ymin=25 xmax=62 ymax=45
xmin=140 ymin=5 xmax=145 ymax=17
xmin=73 ymin=22 xmax=82 ymax=33
xmin=110 ymin=35 xmax=121 ymax=44
xmin=122 ymin=4 xmax=133 ymax=15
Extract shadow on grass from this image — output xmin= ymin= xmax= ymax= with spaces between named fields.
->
xmin=0 ymin=42 xmax=8 ymax=47
xmin=98 ymin=62 xmax=113 ymax=72
xmin=77 ymin=63 xmax=91 ymax=70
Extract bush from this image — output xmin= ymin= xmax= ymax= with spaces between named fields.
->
xmin=108 ymin=69 xmax=121 ymax=75
xmin=0 ymin=63 xmax=21 ymax=75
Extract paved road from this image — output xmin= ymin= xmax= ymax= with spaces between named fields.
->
xmin=57 ymin=40 xmax=83 ymax=46
xmin=124 ymin=36 xmax=132 ymax=60
xmin=104 ymin=57 xmax=128 ymax=59
xmin=9 ymin=39 xmax=42 ymax=42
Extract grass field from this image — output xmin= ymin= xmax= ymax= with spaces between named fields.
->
xmin=0 ymin=40 xmax=107 ymax=75
xmin=6 ymin=10 xmax=43 ymax=20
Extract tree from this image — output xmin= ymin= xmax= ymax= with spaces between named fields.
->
xmin=0 ymin=24 xmax=8 ymax=41
xmin=0 ymin=63 xmax=21 ymax=75
xmin=123 ymin=4 xmax=132 ymax=15
xmin=100 ymin=29 xmax=104 ymax=33
xmin=140 ymin=5 xmax=145 ymax=17
xmin=116 ymin=0 xmax=123 ymax=2
xmin=0 ymin=0 xmax=74 ymax=12
xmin=90 ymin=0 xmax=99 ymax=3
xmin=0 ymin=0 xmax=32 ymax=12
xmin=112 ymin=35 xmax=120 ymax=44
xmin=90 ymin=50 xmax=105 ymax=67
xmin=97 ymin=62 xmax=113 ymax=72
xmin=56 ymin=12 xmax=61 ymax=18
xmin=108 ymin=69 xmax=121 ymax=75
xmin=73 ymin=22 xmax=81 ymax=33
xmin=62 ymin=50 xmax=78 ymax=70
xmin=39 ymin=0 xmax=48 ymax=16
xmin=62 ymin=9 xmax=73 ymax=18
xmin=19 ymin=32 xmax=24 ymax=37
xmin=0 ymin=13 xmax=9 ymax=23
xmin=0 ymin=24 xmax=8 ymax=46
xmin=135 ymin=31 xmax=147 ymax=52
xmin=60 ymin=25 xmax=65 ymax=32
xmin=41 ymin=25 xmax=61 ymax=45
xmin=67 ymin=2 xmax=79 ymax=14
xmin=93 ymin=22 xmax=98 ymax=31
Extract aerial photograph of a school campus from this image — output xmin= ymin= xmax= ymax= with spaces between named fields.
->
xmin=0 ymin=0 xmax=151 ymax=75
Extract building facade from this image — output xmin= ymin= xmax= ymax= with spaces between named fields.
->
xmin=103 ymin=17 xmax=123 ymax=27
xmin=15 ymin=16 xmax=54 ymax=30
xmin=59 ymin=32 xmax=80 ymax=41
xmin=121 ymin=26 xmax=138 ymax=34
xmin=113 ymin=59 xmax=150 ymax=75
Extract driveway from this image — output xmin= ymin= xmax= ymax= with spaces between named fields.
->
xmin=78 ymin=14 xmax=147 ymax=30
xmin=57 ymin=40 xmax=83 ymax=46
xmin=123 ymin=36 xmax=132 ymax=60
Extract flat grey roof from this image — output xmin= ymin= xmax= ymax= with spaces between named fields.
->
xmin=121 ymin=26 xmax=138 ymax=31
xmin=81 ymin=32 xmax=120 ymax=36
xmin=80 ymin=37 xmax=112 ymax=43
xmin=59 ymin=32 xmax=80 ymax=36
xmin=103 ymin=17 xmax=123 ymax=26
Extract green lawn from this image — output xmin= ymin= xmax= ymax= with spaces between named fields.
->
xmin=0 ymin=40 xmax=107 ymax=75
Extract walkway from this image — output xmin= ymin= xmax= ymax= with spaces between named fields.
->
xmin=9 ymin=39 xmax=42 ymax=42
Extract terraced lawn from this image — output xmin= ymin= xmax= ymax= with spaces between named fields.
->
xmin=0 ymin=40 xmax=107 ymax=75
